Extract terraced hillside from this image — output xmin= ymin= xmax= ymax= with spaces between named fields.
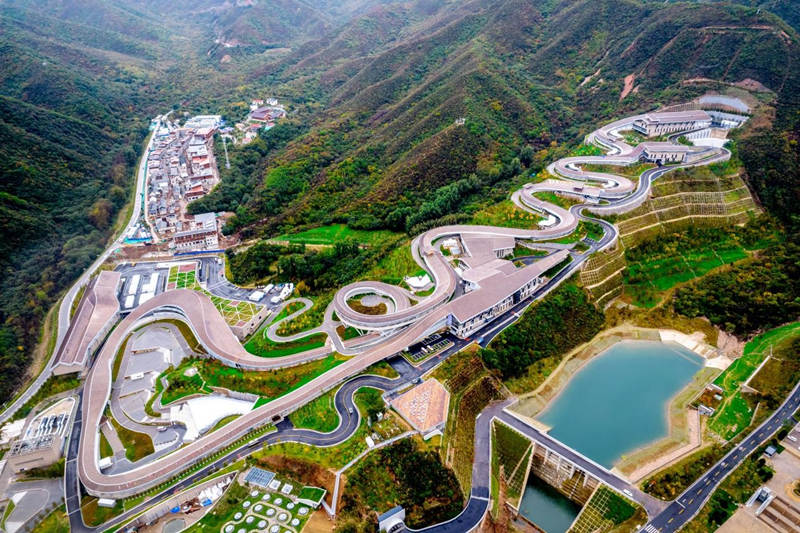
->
xmin=199 ymin=0 xmax=799 ymax=241
xmin=580 ymin=160 xmax=761 ymax=308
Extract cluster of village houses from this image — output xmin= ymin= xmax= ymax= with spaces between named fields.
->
xmin=146 ymin=114 xmax=224 ymax=251
xmin=236 ymin=98 xmax=287 ymax=145
xmin=144 ymin=100 xmax=286 ymax=252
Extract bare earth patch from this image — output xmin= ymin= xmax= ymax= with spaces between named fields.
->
xmin=619 ymin=73 xmax=636 ymax=100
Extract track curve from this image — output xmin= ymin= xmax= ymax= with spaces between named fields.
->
xmin=76 ymin=108 xmax=734 ymax=502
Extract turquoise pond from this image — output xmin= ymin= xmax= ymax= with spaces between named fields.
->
xmin=519 ymin=340 xmax=704 ymax=531
xmin=536 ymin=340 xmax=705 ymax=468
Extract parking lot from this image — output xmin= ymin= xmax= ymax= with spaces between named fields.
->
xmin=116 ymin=263 xmax=170 ymax=311
xmin=405 ymin=333 xmax=455 ymax=363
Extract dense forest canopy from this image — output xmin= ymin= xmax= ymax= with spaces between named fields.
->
xmin=0 ymin=0 xmax=799 ymax=401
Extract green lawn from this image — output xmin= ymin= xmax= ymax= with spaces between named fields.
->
xmin=256 ymin=387 xmax=401 ymax=470
xmin=244 ymin=328 xmax=327 ymax=358
xmin=364 ymin=243 xmax=422 ymax=285
xmin=709 ymin=323 xmax=800 ymax=439
xmin=31 ymin=504 xmax=69 ymax=533
xmin=361 ymin=360 xmax=399 ymax=379
xmin=81 ymin=496 xmax=124 ymax=527
xmin=277 ymin=224 xmax=401 ymax=246
xmin=2 ymin=500 xmax=15 ymax=531
xmin=158 ymin=354 xmax=349 ymax=408
xmin=106 ymin=412 xmax=154 ymax=462
xmin=532 ymin=190 xmax=580 ymax=210
xmin=624 ymin=242 xmax=749 ymax=308
xmin=208 ymin=415 xmax=239 ymax=434
xmin=337 ymin=324 xmax=361 ymax=340
xmin=99 ymin=432 xmax=113 ymax=459
xmin=289 ymin=388 xmax=340 ymax=432
xmin=470 ymin=200 xmax=542 ymax=229
xmin=582 ymin=162 xmax=655 ymax=178
xmin=298 ymin=486 xmax=326 ymax=502
xmin=159 ymin=366 xmax=213 ymax=405
xmin=276 ymin=292 xmax=333 ymax=337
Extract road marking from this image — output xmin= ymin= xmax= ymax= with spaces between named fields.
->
xmin=668 ymin=518 xmax=674 ymax=524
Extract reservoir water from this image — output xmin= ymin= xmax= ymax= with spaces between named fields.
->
xmin=518 ymin=475 xmax=581 ymax=533
xmin=537 ymin=340 xmax=704 ymax=467
xmin=518 ymin=340 xmax=703 ymax=532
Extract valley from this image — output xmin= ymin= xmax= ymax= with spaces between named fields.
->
xmin=0 ymin=1 xmax=799 ymax=533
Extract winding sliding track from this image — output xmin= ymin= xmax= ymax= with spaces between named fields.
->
xmin=73 ymin=109 xmax=735 ymax=527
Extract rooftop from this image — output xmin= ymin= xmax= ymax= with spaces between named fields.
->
xmin=390 ymin=378 xmax=450 ymax=433
xmin=640 ymin=110 xmax=712 ymax=124
xmin=53 ymin=270 xmax=121 ymax=372
xmin=450 ymin=250 xmax=569 ymax=323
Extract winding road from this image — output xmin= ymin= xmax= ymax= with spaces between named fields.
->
xmin=50 ymin=107 xmax=752 ymax=531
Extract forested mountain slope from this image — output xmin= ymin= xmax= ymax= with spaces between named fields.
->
xmin=192 ymin=0 xmax=799 ymax=239
xmin=0 ymin=0 xmax=798 ymax=403
xmin=0 ymin=0 xmax=376 ymax=400
xmin=0 ymin=1 xmax=180 ymax=398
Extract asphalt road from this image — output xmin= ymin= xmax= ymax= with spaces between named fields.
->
xmin=643 ymin=380 xmax=800 ymax=533
xmin=55 ymin=112 xmax=735 ymax=530
xmin=64 ymin=372 xmax=406 ymax=532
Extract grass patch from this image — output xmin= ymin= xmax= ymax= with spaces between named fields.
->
xmin=363 ymin=242 xmax=420 ymax=285
xmin=583 ymin=162 xmax=655 ymax=178
xmin=276 ymin=292 xmax=333 ymax=336
xmin=277 ymin=224 xmax=401 ymax=246
xmin=244 ymin=329 xmax=327 ymax=358
xmin=12 ymin=374 xmax=81 ymax=421
xmin=256 ymin=387 xmax=404 ymax=470
xmin=2 ymin=500 xmax=14 ymax=530
xmin=337 ymin=324 xmax=361 ymax=341
xmin=289 ymin=388 xmax=339 ymax=432
xmin=106 ymin=411 xmax=154 ymax=462
xmin=157 ymin=354 xmax=349 ymax=407
xmin=208 ymin=415 xmax=239 ymax=434
xmin=709 ymin=322 xmax=800 ymax=440
xmin=470 ymin=200 xmax=542 ymax=229
xmin=532 ymin=190 xmax=580 ymax=210
xmin=100 ymin=432 xmax=113 ymax=459
xmin=69 ymin=284 xmax=87 ymax=319
xmin=81 ymin=496 xmax=124 ymax=528
xmin=31 ymin=504 xmax=69 ymax=533
xmin=361 ymin=360 xmax=399 ymax=378
xmin=347 ymin=298 xmax=387 ymax=315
